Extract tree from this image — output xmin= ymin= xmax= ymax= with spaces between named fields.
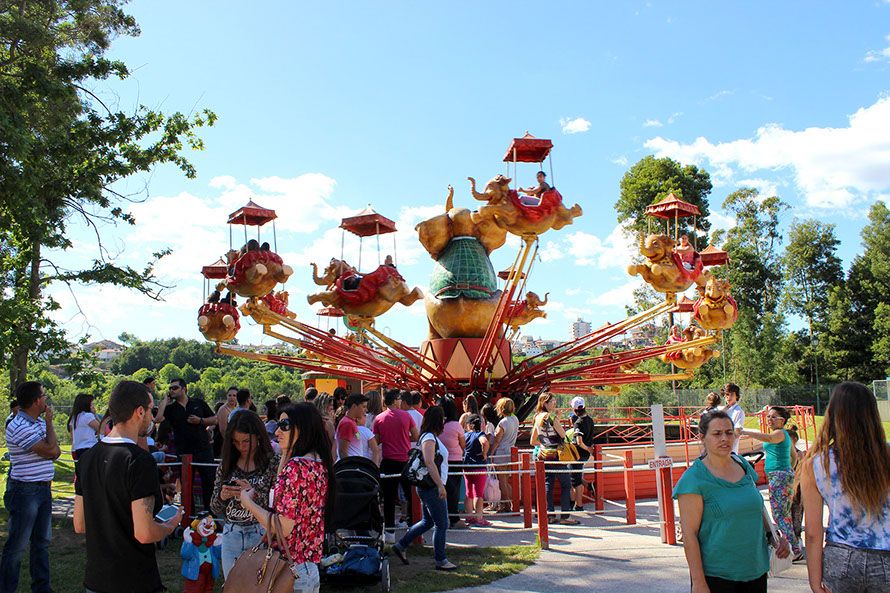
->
xmin=713 ymin=189 xmax=788 ymax=387
xmin=0 ymin=1 xmax=215 ymax=390
xmin=781 ymin=220 xmax=843 ymax=383
xmin=616 ymin=156 xmax=713 ymax=243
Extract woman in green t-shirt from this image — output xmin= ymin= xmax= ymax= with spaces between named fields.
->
xmin=675 ymin=411 xmax=789 ymax=593
xmin=740 ymin=406 xmax=803 ymax=561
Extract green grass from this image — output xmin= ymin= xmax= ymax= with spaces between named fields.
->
xmin=0 ymin=512 xmax=537 ymax=593
xmin=0 ymin=448 xmax=76 ymax=501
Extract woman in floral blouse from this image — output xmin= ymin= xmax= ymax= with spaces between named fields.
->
xmin=240 ymin=403 xmax=335 ymax=593
xmin=210 ymin=411 xmax=279 ymax=577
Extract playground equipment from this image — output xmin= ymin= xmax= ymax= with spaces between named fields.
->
xmin=198 ymin=134 xmax=736 ymax=412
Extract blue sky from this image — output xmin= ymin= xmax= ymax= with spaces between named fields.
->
xmin=50 ymin=0 xmax=890 ymax=348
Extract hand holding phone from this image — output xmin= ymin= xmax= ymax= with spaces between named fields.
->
xmin=155 ymin=504 xmax=180 ymax=523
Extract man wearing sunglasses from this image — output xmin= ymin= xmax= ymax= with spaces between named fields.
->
xmin=155 ymin=379 xmax=217 ymax=510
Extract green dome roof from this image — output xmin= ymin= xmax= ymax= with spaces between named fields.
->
xmin=429 ymin=237 xmax=497 ymax=300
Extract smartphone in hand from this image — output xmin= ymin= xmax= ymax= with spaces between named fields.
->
xmin=154 ymin=504 xmax=179 ymax=523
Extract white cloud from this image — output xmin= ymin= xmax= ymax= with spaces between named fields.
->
xmin=865 ymin=35 xmax=890 ymax=63
xmin=539 ymin=240 xmax=565 ymax=263
xmin=644 ymin=96 xmax=890 ymax=208
xmin=563 ymin=223 xmax=636 ymax=269
xmin=560 ymin=117 xmax=592 ymax=134
xmin=611 ymin=155 xmax=629 ymax=167
xmin=667 ymin=112 xmax=682 ymax=124
xmin=705 ymin=89 xmax=734 ymax=102
xmin=643 ymin=119 xmax=663 ymax=128
xmin=586 ymin=279 xmax=642 ymax=307
xmin=736 ymin=177 xmax=779 ymax=198
xmin=708 ymin=211 xmax=737 ymax=234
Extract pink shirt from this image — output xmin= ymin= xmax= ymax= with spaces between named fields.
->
xmin=372 ymin=408 xmax=413 ymax=462
xmin=439 ymin=420 xmax=464 ymax=462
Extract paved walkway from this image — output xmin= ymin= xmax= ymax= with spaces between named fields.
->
xmin=437 ymin=499 xmax=810 ymax=593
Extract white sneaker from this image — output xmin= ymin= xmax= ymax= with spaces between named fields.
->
xmin=384 ymin=531 xmax=395 ymax=544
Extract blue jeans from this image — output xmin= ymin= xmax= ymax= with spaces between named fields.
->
xmin=220 ymin=522 xmax=264 ymax=578
xmin=0 ymin=480 xmax=53 ymax=593
xmin=545 ymin=462 xmax=572 ymax=518
xmin=395 ymin=485 xmax=449 ymax=565
xmin=290 ymin=561 xmax=319 ymax=593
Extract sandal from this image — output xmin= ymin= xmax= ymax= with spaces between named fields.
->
xmin=559 ymin=517 xmax=580 ymax=525
xmin=475 ymin=518 xmax=492 ymax=527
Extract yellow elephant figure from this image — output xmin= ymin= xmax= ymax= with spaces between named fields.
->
xmin=627 ymin=233 xmax=711 ymax=294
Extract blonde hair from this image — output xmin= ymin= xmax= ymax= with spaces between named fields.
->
xmin=535 ymin=393 xmax=554 ymax=414
xmin=495 ymin=397 xmax=515 ymax=417
xmin=803 ymin=382 xmax=890 ymax=516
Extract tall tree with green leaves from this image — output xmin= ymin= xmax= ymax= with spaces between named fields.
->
xmin=0 ymin=1 xmax=216 ymax=389
xmin=781 ymin=220 xmax=843 ymax=383
xmin=616 ymin=155 xmax=713 ymax=243
xmin=712 ymin=188 xmax=788 ymax=387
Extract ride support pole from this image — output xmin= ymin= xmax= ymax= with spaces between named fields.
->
xmin=680 ymin=409 xmax=690 ymax=466
xmin=181 ymin=454 xmax=193 ymax=528
xmin=510 ymin=447 xmax=520 ymax=512
xmin=534 ymin=460 xmax=549 ymax=550
xmin=624 ymin=451 xmax=636 ymax=525
xmin=660 ymin=467 xmax=677 ymax=545
xmin=521 ymin=453 xmax=533 ymax=528
xmin=594 ymin=445 xmax=605 ymax=512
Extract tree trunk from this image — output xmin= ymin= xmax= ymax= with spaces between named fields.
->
xmin=9 ymin=236 xmax=42 ymax=391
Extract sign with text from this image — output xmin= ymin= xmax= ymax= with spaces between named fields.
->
xmin=648 ymin=456 xmax=673 ymax=469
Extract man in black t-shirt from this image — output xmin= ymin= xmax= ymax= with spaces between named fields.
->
xmin=569 ymin=397 xmax=596 ymax=512
xmin=74 ymin=380 xmax=182 ymax=593
xmin=155 ymin=378 xmax=217 ymax=510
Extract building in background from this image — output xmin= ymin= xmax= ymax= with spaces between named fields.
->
xmin=571 ymin=318 xmax=592 ymax=340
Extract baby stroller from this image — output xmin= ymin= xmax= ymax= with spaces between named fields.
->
xmin=321 ymin=456 xmax=391 ymax=592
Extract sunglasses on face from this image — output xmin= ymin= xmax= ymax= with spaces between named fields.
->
xmin=277 ymin=418 xmax=292 ymax=431
xmin=169 ymin=385 xmax=181 ymax=391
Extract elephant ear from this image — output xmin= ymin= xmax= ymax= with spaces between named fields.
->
xmin=474 ymin=218 xmax=507 ymax=255
xmin=416 ymin=213 xmax=453 ymax=259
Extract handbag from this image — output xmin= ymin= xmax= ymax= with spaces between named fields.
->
xmin=484 ymin=474 xmax=502 ymax=502
xmin=558 ymin=442 xmax=580 ymax=462
xmin=224 ymin=512 xmax=295 ymax=593
xmin=761 ymin=503 xmax=792 ymax=576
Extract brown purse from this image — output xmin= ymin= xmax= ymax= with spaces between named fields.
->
xmin=223 ymin=513 xmax=295 ymax=593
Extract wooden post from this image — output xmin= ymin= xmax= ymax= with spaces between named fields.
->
xmin=624 ymin=450 xmax=636 ymax=525
xmin=181 ymin=454 xmax=193 ymax=528
xmin=594 ymin=445 xmax=605 ymax=511
xmin=534 ymin=459 xmax=549 ymax=550
xmin=510 ymin=447 xmax=520 ymax=513
xmin=521 ymin=452 xmax=533 ymax=528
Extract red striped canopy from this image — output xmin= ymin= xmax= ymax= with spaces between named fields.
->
xmin=503 ymin=133 xmax=553 ymax=163
xmin=340 ymin=206 xmax=397 ymax=237
xmin=644 ymin=193 xmax=700 ymax=220
xmin=228 ymin=200 xmax=277 ymax=226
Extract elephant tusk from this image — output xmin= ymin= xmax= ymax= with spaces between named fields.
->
xmin=222 ymin=315 xmax=235 ymax=329
xmin=198 ymin=316 xmax=209 ymax=328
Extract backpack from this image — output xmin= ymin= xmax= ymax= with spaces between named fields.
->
xmin=402 ymin=433 xmax=443 ymax=489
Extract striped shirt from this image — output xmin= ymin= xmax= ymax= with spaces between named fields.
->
xmin=5 ymin=411 xmax=55 ymax=482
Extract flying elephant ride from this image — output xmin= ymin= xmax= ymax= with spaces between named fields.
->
xmin=660 ymin=324 xmax=720 ymax=370
xmin=197 ymin=260 xmax=240 ymax=343
xmin=307 ymin=207 xmax=423 ymax=320
xmin=225 ymin=200 xmax=294 ymax=298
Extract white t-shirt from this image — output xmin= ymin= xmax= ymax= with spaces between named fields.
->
xmin=419 ymin=432 xmax=448 ymax=482
xmin=342 ymin=426 xmax=375 ymax=460
xmin=71 ymin=412 xmax=99 ymax=451
xmin=722 ymin=403 xmax=745 ymax=454
xmin=407 ymin=409 xmax=423 ymax=431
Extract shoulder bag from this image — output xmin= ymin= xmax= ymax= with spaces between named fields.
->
xmin=761 ymin=503 xmax=792 ymax=576
xmin=403 ymin=432 xmax=443 ymax=489
xmin=224 ymin=512 xmax=295 ymax=593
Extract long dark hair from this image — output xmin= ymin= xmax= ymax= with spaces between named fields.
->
xmin=68 ymin=393 xmax=94 ymax=433
xmin=279 ymin=403 xmax=336 ymax=520
xmin=806 ymin=381 xmax=890 ymax=516
xmin=219 ymin=411 xmax=274 ymax=482
xmin=439 ymin=396 xmax=460 ymax=423
xmin=420 ymin=405 xmax=445 ymax=435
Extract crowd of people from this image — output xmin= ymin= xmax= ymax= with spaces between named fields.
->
xmin=2 ymin=378 xmax=888 ymax=593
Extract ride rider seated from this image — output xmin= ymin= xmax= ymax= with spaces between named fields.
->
xmin=518 ymin=171 xmax=551 ymax=206
xmin=673 ymin=234 xmax=698 ymax=270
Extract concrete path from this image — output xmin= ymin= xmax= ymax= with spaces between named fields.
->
xmin=435 ymin=498 xmax=810 ymax=593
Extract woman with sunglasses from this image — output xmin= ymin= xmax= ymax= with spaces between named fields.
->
xmin=530 ymin=393 xmax=578 ymax=525
xmin=740 ymin=406 xmax=803 ymax=561
xmin=210 ymin=411 xmax=279 ymax=578
xmin=240 ymin=403 xmax=334 ymax=593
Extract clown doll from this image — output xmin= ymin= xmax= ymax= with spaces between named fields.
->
xmin=180 ymin=511 xmax=222 ymax=593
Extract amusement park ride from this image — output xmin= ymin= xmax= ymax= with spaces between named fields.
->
xmin=197 ymin=134 xmax=739 ymax=412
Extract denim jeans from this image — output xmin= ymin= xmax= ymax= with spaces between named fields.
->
xmin=220 ymin=522 xmax=265 ymax=578
xmin=822 ymin=541 xmax=890 ymax=593
xmin=395 ymin=485 xmax=449 ymax=565
xmin=544 ymin=462 xmax=572 ymax=518
xmin=0 ymin=480 xmax=53 ymax=593
xmin=290 ymin=561 xmax=319 ymax=593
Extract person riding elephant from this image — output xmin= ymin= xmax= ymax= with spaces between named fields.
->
xmin=627 ymin=233 xmax=711 ymax=295
xmin=467 ymin=174 xmax=582 ymax=237
xmin=505 ymin=292 xmax=549 ymax=331
xmin=693 ymin=277 xmax=739 ymax=331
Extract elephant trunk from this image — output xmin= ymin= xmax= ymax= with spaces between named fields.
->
xmin=311 ymin=263 xmax=328 ymax=286
xmin=468 ymin=176 xmax=488 ymax=202
xmin=445 ymin=185 xmax=454 ymax=212
xmin=540 ymin=292 xmax=549 ymax=306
